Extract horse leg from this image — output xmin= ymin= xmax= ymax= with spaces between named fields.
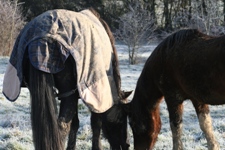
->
xmin=191 ymin=101 xmax=220 ymax=150
xmin=91 ymin=112 xmax=103 ymax=150
xmin=53 ymin=57 xmax=79 ymax=149
xmin=55 ymin=89 xmax=79 ymax=149
xmin=66 ymin=106 xmax=79 ymax=150
xmin=57 ymin=97 xmax=77 ymax=138
xmin=165 ymin=99 xmax=184 ymax=150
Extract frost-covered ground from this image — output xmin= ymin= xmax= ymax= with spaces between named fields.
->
xmin=0 ymin=45 xmax=225 ymax=150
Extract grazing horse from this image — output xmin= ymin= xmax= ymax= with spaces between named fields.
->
xmin=128 ymin=29 xmax=223 ymax=150
xmin=3 ymin=8 xmax=131 ymax=150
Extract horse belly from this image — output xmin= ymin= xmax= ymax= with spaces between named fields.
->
xmin=205 ymin=89 xmax=225 ymax=105
xmin=180 ymin=78 xmax=225 ymax=105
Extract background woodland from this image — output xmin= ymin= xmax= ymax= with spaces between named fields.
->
xmin=1 ymin=0 xmax=225 ymax=63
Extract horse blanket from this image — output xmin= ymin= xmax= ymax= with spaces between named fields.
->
xmin=3 ymin=9 xmax=118 ymax=113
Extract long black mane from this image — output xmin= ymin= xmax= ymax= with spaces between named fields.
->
xmin=156 ymin=29 xmax=214 ymax=52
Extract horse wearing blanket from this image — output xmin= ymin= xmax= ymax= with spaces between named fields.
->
xmin=3 ymin=8 xmax=131 ymax=150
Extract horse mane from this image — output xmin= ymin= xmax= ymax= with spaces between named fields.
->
xmin=159 ymin=29 xmax=214 ymax=51
xmin=88 ymin=8 xmax=123 ymax=99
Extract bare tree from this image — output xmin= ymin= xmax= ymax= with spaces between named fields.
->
xmin=173 ymin=0 xmax=225 ymax=35
xmin=115 ymin=1 xmax=156 ymax=64
xmin=0 ymin=0 xmax=25 ymax=56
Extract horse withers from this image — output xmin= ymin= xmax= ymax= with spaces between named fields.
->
xmin=127 ymin=29 xmax=224 ymax=150
xmin=3 ymin=8 xmax=131 ymax=150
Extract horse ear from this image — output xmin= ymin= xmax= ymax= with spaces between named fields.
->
xmin=120 ymin=90 xmax=133 ymax=104
xmin=122 ymin=90 xmax=133 ymax=99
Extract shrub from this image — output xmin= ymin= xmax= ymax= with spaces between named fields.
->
xmin=0 ymin=0 xmax=25 ymax=56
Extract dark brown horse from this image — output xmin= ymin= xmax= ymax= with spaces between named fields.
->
xmin=3 ymin=8 xmax=131 ymax=150
xmin=127 ymin=29 xmax=223 ymax=150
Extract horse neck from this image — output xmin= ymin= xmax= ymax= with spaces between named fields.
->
xmin=130 ymin=71 xmax=163 ymax=115
xmin=131 ymin=86 xmax=148 ymax=110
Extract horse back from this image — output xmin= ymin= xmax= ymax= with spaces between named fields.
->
xmin=146 ymin=29 xmax=225 ymax=105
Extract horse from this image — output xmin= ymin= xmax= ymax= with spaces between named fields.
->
xmin=3 ymin=8 xmax=131 ymax=150
xmin=127 ymin=29 xmax=224 ymax=150
xmin=91 ymin=100 xmax=131 ymax=150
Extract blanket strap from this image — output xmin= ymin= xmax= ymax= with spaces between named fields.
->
xmin=57 ymin=88 xmax=77 ymax=99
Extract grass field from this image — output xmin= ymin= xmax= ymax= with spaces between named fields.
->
xmin=0 ymin=45 xmax=225 ymax=150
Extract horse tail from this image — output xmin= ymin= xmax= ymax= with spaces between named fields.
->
xmin=28 ymin=64 xmax=63 ymax=150
xmin=89 ymin=7 xmax=123 ymax=99
xmin=99 ymin=18 xmax=123 ymax=99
